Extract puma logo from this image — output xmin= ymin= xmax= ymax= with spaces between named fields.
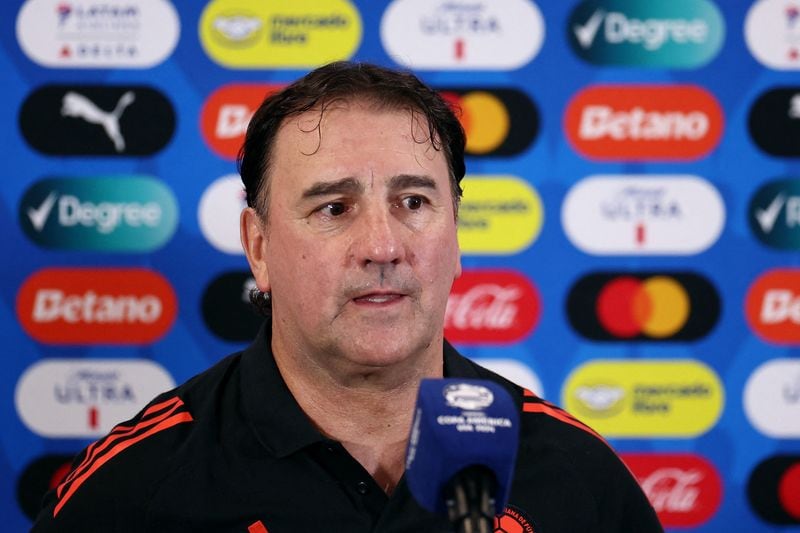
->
xmin=61 ymin=91 xmax=136 ymax=152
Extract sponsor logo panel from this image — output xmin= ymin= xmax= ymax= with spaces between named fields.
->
xmin=745 ymin=269 xmax=800 ymax=344
xmin=749 ymin=88 xmax=800 ymax=156
xmin=562 ymin=175 xmax=724 ymax=255
xmin=748 ymin=178 xmax=800 ymax=249
xmin=472 ymin=358 xmax=544 ymax=398
xmin=198 ymin=175 xmax=246 ymax=255
xmin=201 ymin=83 xmax=284 ymax=160
xmin=19 ymin=84 xmax=175 ymax=156
xmin=562 ymin=360 xmax=724 ymax=437
xmin=622 ymin=453 xmax=723 ymax=527
xmin=440 ymin=88 xmax=539 ymax=157
xmin=199 ymin=0 xmax=362 ymax=68
xmin=16 ymin=268 xmax=177 ymax=344
xmin=566 ymin=272 xmax=720 ymax=341
xmin=745 ymin=359 xmax=800 ymax=438
xmin=19 ymin=176 xmax=178 ymax=252
xmin=15 ymin=359 xmax=175 ymax=437
xmin=748 ymin=455 xmax=800 ymax=524
xmin=458 ymin=176 xmax=543 ymax=254
xmin=381 ymin=0 xmax=544 ymax=70
xmin=564 ymin=84 xmax=724 ymax=161
xmin=568 ymin=0 xmax=724 ymax=68
xmin=202 ymin=270 xmax=264 ymax=342
xmin=16 ymin=0 xmax=179 ymax=68
xmin=445 ymin=270 xmax=540 ymax=344
xmin=17 ymin=454 xmax=75 ymax=520
xmin=746 ymin=0 xmax=800 ymax=70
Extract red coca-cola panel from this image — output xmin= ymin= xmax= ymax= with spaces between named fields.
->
xmin=622 ymin=453 xmax=722 ymax=528
xmin=445 ymin=269 xmax=540 ymax=343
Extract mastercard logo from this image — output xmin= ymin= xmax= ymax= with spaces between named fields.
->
xmin=748 ymin=455 xmax=800 ymax=524
xmin=440 ymin=88 xmax=538 ymax=157
xmin=567 ymin=272 xmax=720 ymax=341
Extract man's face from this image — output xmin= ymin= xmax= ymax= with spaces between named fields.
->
xmin=243 ymin=101 xmax=462 ymax=371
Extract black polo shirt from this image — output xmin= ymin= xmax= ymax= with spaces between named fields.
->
xmin=32 ymin=324 xmax=662 ymax=532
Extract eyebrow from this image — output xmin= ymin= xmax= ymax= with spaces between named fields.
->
xmin=300 ymin=174 xmax=438 ymax=200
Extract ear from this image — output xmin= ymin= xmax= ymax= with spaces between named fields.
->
xmin=240 ymin=207 xmax=271 ymax=292
xmin=454 ymin=248 xmax=462 ymax=280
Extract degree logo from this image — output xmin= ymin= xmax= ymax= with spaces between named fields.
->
xmin=566 ymin=272 xmax=720 ymax=341
xmin=562 ymin=360 xmax=724 ymax=437
xmin=458 ymin=176 xmax=543 ymax=255
xmin=200 ymin=83 xmax=284 ymax=160
xmin=748 ymin=88 xmax=800 ymax=157
xmin=746 ymin=0 xmax=800 ymax=70
xmin=562 ymin=175 xmax=724 ymax=255
xmin=198 ymin=175 xmax=246 ymax=255
xmin=440 ymin=88 xmax=538 ymax=157
xmin=748 ymin=178 xmax=800 ymax=249
xmin=16 ymin=268 xmax=177 ymax=345
xmin=745 ymin=359 xmax=800 ymax=438
xmin=568 ymin=0 xmax=724 ymax=68
xmin=747 ymin=455 xmax=800 ymax=524
xmin=745 ymin=269 xmax=800 ymax=344
xmin=445 ymin=270 xmax=540 ymax=344
xmin=564 ymin=84 xmax=724 ymax=161
xmin=381 ymin=0 xmax=544 ymax=70
xmin=17 ymin=454 xmax=76 ymax=520
xmin=199 ymin=0 xmax=362 ymax=68
xmin=202 ymin=270 xmax=263 ymax=342
xmin=622 ymin=453 xmax=722 ymax=528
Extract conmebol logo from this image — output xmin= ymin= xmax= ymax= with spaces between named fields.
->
xmin=16 ymin=268 xmax=177 ymax=344
xmin=564 ymin=84 xmax=724 ymax=161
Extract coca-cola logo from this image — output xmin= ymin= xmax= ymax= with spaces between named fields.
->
xmin=445 ymin=270 xmax=540 ymax=343
xmin=622 ymin=453 xmax=722 ymax=528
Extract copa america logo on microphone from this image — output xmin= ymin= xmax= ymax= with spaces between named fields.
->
xmin=443 ymin=383 xmax=495 ymax=410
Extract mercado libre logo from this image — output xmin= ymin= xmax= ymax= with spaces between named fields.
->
xmin=564 ymin=84 xmax=724 ymax=161
xmin=745 ymin=269 xmax=800 ymax=344
xmin=748 ymin=178 xmax=800 ymax=249
xmin=201 ymin=83 xmax=284 ymax=160
xmin=566 ymin=272 xmax=720 ymax=341
xmin=748 ymin=455 xmax=800 ymax=524
xmin=562 ymin=360 xmax=724 ymax=437
xmin=458 ymin=176 xmax=543 ymax=255
xmin=439 ymin=88 xmax=539 ymax=157
xmin=18 ymin=176 xmax=178 ymax=252
xmin=567 ymin=0 xmax=724 ymax=68
xmin=381 ymin=0 xmax=544 ymax=70
xmin=748 ymin=88 xmax=800 ymax=157
xmin=199 ymin=0 xmax=362 ymax=68
xmin=445 ymin=269 xmax=540 ymax=344
xmin=16 ymin=268 xmax=177 ymax=345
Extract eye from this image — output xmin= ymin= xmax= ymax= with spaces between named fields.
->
xmin=319 ymin=202 xmax=348 ymax=217
xmin=401 ymin=196 xmax=425 ymax=210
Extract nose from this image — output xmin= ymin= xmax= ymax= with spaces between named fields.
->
xmin=351 ymin=203 xmax=405 ymax=267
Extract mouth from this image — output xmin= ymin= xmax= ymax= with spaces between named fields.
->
xmin=352 ymin=292 xmax=407 ymax=306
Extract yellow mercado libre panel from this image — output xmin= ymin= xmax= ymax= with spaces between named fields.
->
xmin=457 ymin=175 xmax=543 ymax=255
xmin=561 ymin=359 xmax=724 ymax=438
xmin=199 ymin=0 xmax=362 ymax=68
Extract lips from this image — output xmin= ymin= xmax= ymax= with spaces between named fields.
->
xmin=352 ymin=292 xmax=405 ymax=304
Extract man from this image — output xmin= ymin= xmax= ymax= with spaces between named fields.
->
xmin=33 ymin=62 xmax=662 ymax=532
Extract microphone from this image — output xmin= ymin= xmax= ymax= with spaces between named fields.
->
xmin=405 ymin=378 xmax=519 ymax=533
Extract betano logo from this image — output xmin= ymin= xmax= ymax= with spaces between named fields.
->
xmin=15 ymin=359 xmax=175 ymax=438
xmin=746 ymin=0 xmax=800 ymax=70
xmin=568 ymin=0 xmax=724 ymax=68
xmin=749 ymin=178 xmax=800 ymax=249
xmin=16 ymin=0 xmax=179 ymax=68
xmin=458 ymin=176 xmax=543 ymax=254
xmin=562 ymin=360 xmax=724 ymax=437
xmin=199 ymin=0 xmax=361 ymax=68
xmin=562 ymin=175 xmax=724 ymax=255
xmin=745 ymin=269 xmax=800 ymax=344
xmin=440 ymin=88 xmax=538 ymax=157
xmin=749 ymin=88 xmax=800 ymax=157
xmin=19 ymin=176 xmax=178 ymax=252
xmin=567 ymin=272 xmax=720 ymax=341
xmin=564 ymin=84 xmax=724 ymax=160
xmin=745 ymin=359 xmax=800 ymax=438
xmin=16 ymin=268 xmax=177 ymax=344
xmin=381 ymin=0 xmax=544 ymax=70
xmin=201 ymin=83 xmax=283 ymax=160
xmin=198 ymin=175 xmax=246 ymax=255
xmin=748 ymin=455 xmax=800 ymax=524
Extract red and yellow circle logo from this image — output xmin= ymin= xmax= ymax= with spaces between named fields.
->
xmin=494 ymin=505 xmax=536 ymax=533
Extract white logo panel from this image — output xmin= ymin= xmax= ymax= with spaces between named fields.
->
xmin=744 ymin=358 xmax=800 ymax=437
xmin=198 ymin=174 xmax=246 ymax=255
xmin=472 ymin=358 xmax=544 ymax=398
xmin=745 ymin=0 xmax=800 ymax=70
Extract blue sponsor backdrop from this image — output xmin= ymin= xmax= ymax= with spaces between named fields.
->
xmin=1 ymin=0 xmax=799 ymax=530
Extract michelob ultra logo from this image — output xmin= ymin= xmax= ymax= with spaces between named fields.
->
xmin=567 ymin=272 xmax=720 ymax=341
xmin=19 ymin=176 xmax=178 ymax=252
xmin=749 ymin=178 xmax=800 ymax=249
xmin=381 ymin=0 xmax=544 ymax=70
xmin=201 ymin=83 xmax=283 ymax=160
xmin=199 ymin=0 xmax=361 ymax=68
xmin=568 ymin=0 xmax=724 ymax=68
xmin=746 ymin=0 xmax=800 ymax=70
xmin=562 ymin=360 xmax=724 ymax=437
xmin=458 ymin=176 xmax=543 ymax=254
xmin=745 ymin=269 xmax=800 ymax=344
xmin=16 ymin=268 xmax=177 ymax=344
xmin=748 ymin=88 xmax=800 ymax=157
xmin=744 ymin=359 xmax=800 ymax=438
xmin=440 ymin=88 xmax=539 ymax=157
xmin=564 ymin=84 xmax=724 ymax=160
xmin=562 ymin=175 xmax=724 ymax=255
